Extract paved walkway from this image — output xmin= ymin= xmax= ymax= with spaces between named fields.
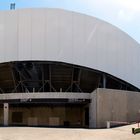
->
xmin=0 ymin=124 xmax=139 ymax=140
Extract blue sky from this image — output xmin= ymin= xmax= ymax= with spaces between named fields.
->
xmin=0 ymin=0 xmax=140 ymax=44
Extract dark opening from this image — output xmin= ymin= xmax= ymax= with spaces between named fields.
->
xmin=85 ymin=107 xmax=89 ymax=126
xmin=0 ymin=61 xmax=138 ymax=93
xmin=12 ymin=112 xmax=23 ymax=123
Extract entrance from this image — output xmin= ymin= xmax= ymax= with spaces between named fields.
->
xmin=8 ymin=104 xmax=87 ymax=127
xmin=85 ymin=107 xmax=89 ymax=126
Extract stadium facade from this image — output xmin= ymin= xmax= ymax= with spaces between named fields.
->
xmin=0 ymin=8 xmax=140 ymax=128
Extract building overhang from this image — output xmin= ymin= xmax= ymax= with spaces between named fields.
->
xmin=0 ymin=92 xmax=90 ymax=105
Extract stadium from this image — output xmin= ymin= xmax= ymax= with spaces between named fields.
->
xmin=0 ymin=8 xmax=140 ymax=128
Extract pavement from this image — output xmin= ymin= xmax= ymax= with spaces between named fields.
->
xmin=0 ymin=124 xmax=139 ymax=140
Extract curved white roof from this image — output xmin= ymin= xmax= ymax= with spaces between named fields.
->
xmin=0 ymin=8 xmax=140 ymax=88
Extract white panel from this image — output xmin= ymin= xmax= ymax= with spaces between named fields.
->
xmin=84 ymin=16 xmax=98 ymax=69
xmin=0 ymin=11 xmax=5 ymax=62
xmin=31 ymin=9 xmax=45 ymax=60
xmin=129 ymin=40 xmax=137 ymax=84
xmin=103 ymin=24 xmax=118 ymax=74
xmin=134 ymin=45 xmax=140 ymax=87
xmin=116 ymin=31 xmax=126 ymax=79
xmin=96 ymin=22 xmax=107 ymax=71
xmin=73 ymin=13 xmax=86 ymax=65
xmin=125 ymin=36 xmax=134 ymax=83
xmin=18 ymin=9 xmax=31 ymax=60
xmin=57 ymin=10 xmax=73 ymax=63
xmin=5 ymin=10 xmax=18 ymax=61
xmin=45 ymin=9 xmax=59 ymax=60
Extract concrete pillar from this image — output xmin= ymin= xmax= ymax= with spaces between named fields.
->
xmin=107 ymin=121 xmax=110 ymax=128
xmin=89 ymin=90 xmax=97 ymax=128
xmin=103 ymin=74 xmax=106 ymax=88
xmin=3 ymin=103 xmax=9 ymax=126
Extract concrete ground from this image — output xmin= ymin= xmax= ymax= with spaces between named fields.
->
xmin=0 ymin=124 xmax=139 ymax=140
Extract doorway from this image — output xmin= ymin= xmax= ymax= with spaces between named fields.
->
xmin=85 ymin=107 xmax=89 ymax=127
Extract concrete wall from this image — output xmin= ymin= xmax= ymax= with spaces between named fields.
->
xmin=89 ymin=90 xmax=97 ymax=128
xmin=1 ymin=89 xmax=140 ymax=128
xmin=0 ymin=92 xmax=90 ymax=100
xmin=94 ymin=88 xmax=140 ymax=128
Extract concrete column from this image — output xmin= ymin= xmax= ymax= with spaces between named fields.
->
xmin=3 ymin=103 xmax=9 ymax=126
xmin=107 ymin=121 xmax=110 ymax=128
xmin=103 ymin=74 xmax=106 ymax=88
xmin=89 ymin=90 xmax=97 ymax=128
